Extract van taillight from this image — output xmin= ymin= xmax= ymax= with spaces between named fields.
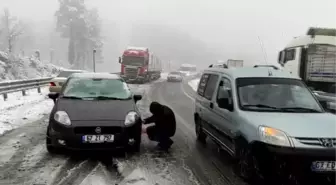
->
xmin=50 ymin=82 xmax=56 ymax=86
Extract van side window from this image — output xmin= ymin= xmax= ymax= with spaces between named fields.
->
xmin=216 ymin=77 xmax=232 ymax=101
xmin=197 ymin=74 xmax=210 ymax=96
xmin=204 ymin=74 xmax=219 ymax=100
xmin=284 ymin=49 xmax=296 ymax=62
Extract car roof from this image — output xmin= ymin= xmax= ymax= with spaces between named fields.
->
xmin=70 ymin=72 xmax=121 ymax=79
xmin=203 ymin=67 xmax=301 ymax=80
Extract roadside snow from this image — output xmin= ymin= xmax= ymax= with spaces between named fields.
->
xmin=188 ymin=78 xmax=200 ymax=92
xmin=0 ymin=87 xmax=52 ymax=135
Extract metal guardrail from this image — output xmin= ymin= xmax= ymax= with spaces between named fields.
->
xmin=0 ymin=77 xmax=53 ymax=101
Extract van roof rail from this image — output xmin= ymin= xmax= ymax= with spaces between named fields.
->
xmin=253 ymin=65 xmax=279 ymax=70
xmin=209 ymin=63 xmax=228 ymax=68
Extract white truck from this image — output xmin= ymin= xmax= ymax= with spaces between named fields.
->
xmin=227 ymin=59 xmax=244 ymax=68
xmin=178 ymin=63 xmax=197 ymax=76
xmin=278 ymin=27 xmax=336 ymax=113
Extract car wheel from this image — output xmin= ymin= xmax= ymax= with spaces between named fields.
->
xmin=195 ymin=117 xmax=206 ymax=143
xmin=127 ymin=133 xmax=141 ymax=153
xmin=234 ymin=140 xmax=262 ymax=183
xmin=46 ymin=136 xmax=57 ymax=154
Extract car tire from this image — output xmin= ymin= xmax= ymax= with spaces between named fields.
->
xmin=195 ymin=117 xmax=206 ymax=143
xmin=127 ymin=132 xmax=141 ymax=153
xmin=46 ymin=136 xmax=57 ymax=154
xmin=234 ymin=139 xmax=263 ymax=183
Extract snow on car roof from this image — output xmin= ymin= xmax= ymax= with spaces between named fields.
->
xmin=70 ymin=72 xmax=120 ymax=79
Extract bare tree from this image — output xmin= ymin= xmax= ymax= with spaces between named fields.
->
xmin=1 ymin=8 xmax=24 ymax=53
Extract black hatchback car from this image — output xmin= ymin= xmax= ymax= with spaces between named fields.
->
xmin=46 ymin=73 xmax=143 ymax=153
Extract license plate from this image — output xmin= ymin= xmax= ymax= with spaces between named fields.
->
xmin=82 ymin=135 xmax=114 ymax=143
xmin=311 ymin=161 xmax=336 ymax=172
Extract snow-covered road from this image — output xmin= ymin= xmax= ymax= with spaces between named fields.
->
xmin=188 ymin=78 xmax=200 ymax=92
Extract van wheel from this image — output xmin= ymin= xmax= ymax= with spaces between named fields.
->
xmin=195 ymin=117 xmax=206 ymax=143
xmin=234 ymin=140 xmax=262 ymax=183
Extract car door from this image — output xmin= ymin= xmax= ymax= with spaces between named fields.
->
xmin=195 ymin=73 xmax=209 ymax=120
xmin=198 ymin=73 xmax=220 ymax=138
xmin=210 ymin=77 xmax=236 ymax=154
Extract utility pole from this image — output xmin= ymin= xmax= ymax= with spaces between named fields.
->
xmin=93 ymin=49 xmax=96 ymax=72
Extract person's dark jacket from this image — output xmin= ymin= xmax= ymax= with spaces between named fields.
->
xmin=143 ymin=102 xmax=176 ymax=137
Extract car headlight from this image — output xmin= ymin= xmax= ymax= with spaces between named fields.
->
xmin=54 ymin=111 xmax=71 ymax=126
xmin=258 ymin=126 xmax=291 ymax=147
xmin=125 ymin=111 xmax=139 ymax=126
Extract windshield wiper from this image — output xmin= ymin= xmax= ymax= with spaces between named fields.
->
xmin=280 ymin=107 xmax=322 ymax=113
xmin=62 ymin=96 xmax=83 ymax=99
xmin=243 ymin=104 xmax=279 ymax=109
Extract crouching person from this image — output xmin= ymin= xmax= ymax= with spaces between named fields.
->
xmin=143 ymin=102 xmax=176 ymax=151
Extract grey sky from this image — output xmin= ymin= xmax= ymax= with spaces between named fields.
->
xmin=1 ymin=0 xmax=335 ymax=65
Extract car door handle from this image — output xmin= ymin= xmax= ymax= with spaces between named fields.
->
xmin=210 ymin=102 xmax=214 ymax=109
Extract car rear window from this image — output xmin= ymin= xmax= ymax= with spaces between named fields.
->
xmin=57 ymin=71 xmax=81 ymax=77
xmin=63 ymin=78 xmax=132 ymax=99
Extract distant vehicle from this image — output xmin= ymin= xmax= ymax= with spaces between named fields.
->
xmin=118 ymin=46 xmax=162 ymax=83
xmin=227 ymin=59 xmax=244 ymax=68
xmin=278 ymin=27 xmax=336 ymax=112
xmin=167 ymin=71 xmax=183 ymax=82
xmin=194 ymin=65 xmax=335 ymax=183
xmin=209 ymin=60 xmax=243 ymax=69
xmin=49 ymin=69 xmax=84 ymax=93
xmin=178 ymin=63 xmax=197 ymax=76
xmin=46 ymin=72 xmax=143 ymax=153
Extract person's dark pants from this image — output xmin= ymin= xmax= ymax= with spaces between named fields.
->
xmin=146 ymin=125 xmax=173 ymax=149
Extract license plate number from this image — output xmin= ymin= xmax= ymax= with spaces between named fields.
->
xmin=311 ymin=161 xmax=336 ymax=172
xmin=82 ymin=135 xmax=114 ymax=143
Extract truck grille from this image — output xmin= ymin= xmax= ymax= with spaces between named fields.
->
xmin=74 ymin=126 xmax=123 ymax=135
xmin=125 ymin=68 xmax=138 ymax=77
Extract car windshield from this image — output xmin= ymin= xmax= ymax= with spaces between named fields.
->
xmin=236 ymin=77 xmax=323 ymax=112
xmin=57 ymin=71 xmax=81 ymax=78
xmin=122 ymin=56 xmax=144 ymax=66
xmin=62 ymin=78 xmax=132 ymax=99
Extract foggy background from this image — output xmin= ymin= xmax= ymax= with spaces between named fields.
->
xmin=1 ymin=0 xmax=335 ymax=72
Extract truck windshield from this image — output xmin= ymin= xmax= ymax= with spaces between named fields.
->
xmin=179 ymin=66 xmax=196 ymax=71
xmin=122 ymin=56 xmax=144 ymax=66
xmin=236 ymin=77 xmax=323 ymax=112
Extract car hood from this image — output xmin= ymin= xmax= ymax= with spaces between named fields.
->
xmin=56 ymin=98 xmax=135 ymax=121
xmin=241 ymin=111 xmax=336 ymax=138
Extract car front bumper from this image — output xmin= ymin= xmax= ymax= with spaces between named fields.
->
xmin=254 ymin=142 xmax=335 ymax=183
xmin=48 ymin=120 xmax=141 ymax=151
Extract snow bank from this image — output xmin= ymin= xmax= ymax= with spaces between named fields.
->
xmin=0 ymin=51 xmax=63 ymax=81
xmin=188 ymin=78 xmax=200 ymax=91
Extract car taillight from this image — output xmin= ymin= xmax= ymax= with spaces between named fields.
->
xmin=50 ymin=82 xmax=56 ymax=86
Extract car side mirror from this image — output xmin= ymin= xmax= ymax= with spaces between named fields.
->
xmin=48 ymin=93 xmax=59 ymax=103
xmin=118 ymin=57 xmax=121 ymax=64
xmin=133 ymin=94 xmax=142 ymax=103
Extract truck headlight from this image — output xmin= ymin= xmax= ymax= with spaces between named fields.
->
xmin=54 ymin=111 xmax=71 ymax=126
xmin=125 ymin=111 xmax=139 ymax=126
xmin=259 ymin=126 xmax=291 ymax=147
